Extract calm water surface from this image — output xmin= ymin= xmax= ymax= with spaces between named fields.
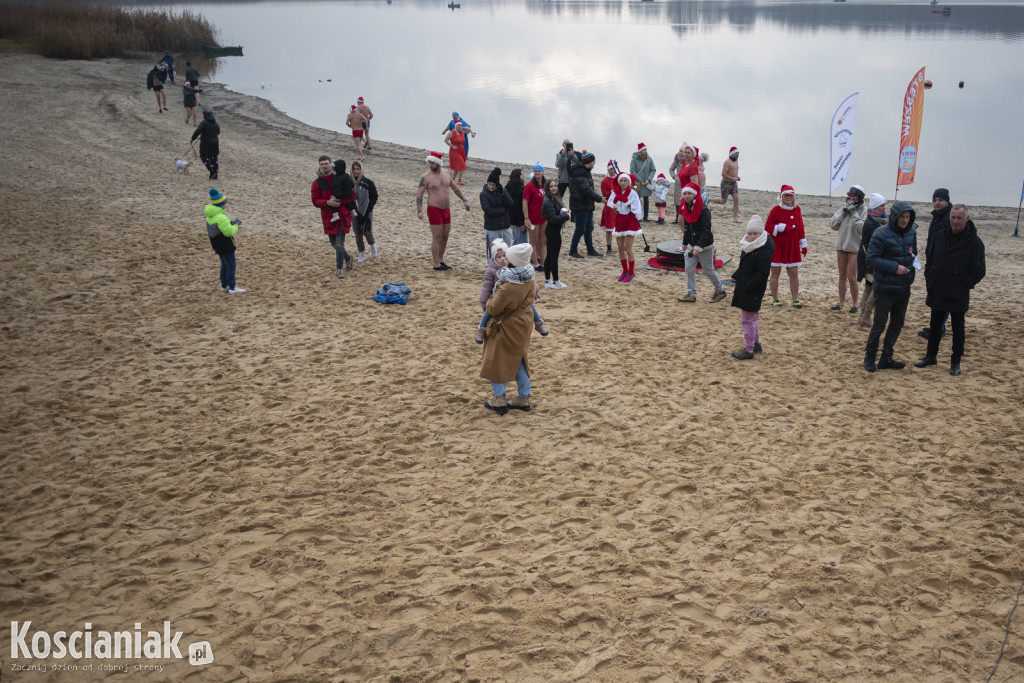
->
xmin=171 ymin=0 xmax=1024 ymax=206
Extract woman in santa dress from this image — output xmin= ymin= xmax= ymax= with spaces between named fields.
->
xmin=609 ymin=172 xmax=643 ymax=282
xmin=676 ymin=142 xmax=709 ymax=208
xmin=764 ymin=184 xmax=807 ymax=308
xmin=598 ymin=159 xmax=620 ymax=256
xmin=444 ymin=121 xmax=468 ymax=185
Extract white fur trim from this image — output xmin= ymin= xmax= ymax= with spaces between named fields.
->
xmin=614 ymin=229 xmax=644 ymax=237
xmin=771 ymin=261 xmax=803 ymax=267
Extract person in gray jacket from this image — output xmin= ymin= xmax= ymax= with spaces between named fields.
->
xmin=630 ymin=143 xmax=656 ymax=222
xmin=829 ymin=184 xmax=868 ymax=312
xmin=554 ymin=139 xmax=579 ymax=200
xmin=863 ymin=200 xmax=918 ymax=372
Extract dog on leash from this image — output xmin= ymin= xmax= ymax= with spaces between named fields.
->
xmin=175 ymin=157 xmax=195 ymax=174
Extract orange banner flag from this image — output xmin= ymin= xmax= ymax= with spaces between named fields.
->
xmin=897 ymin=67 xmax=927 ymax=187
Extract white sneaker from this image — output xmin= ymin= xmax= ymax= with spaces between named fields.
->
xmin=228 ymin=287 xmax=246 ymax=294
xmin=336 ymin=268 xmax=345 ymax=278
xmin=371 ymin=244 xmax=379 ymax=257
xmin=553 ymin=281 xmax=567 ymax=289
xmin=220 ymin=286 xmax=229 ymax=292
xmin=544 ymin=281 xmax=556 ymax=289
xmin=357 ymin=252 xmax=366 ymax=263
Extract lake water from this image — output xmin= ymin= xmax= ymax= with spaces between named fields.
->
xmin=170 ymin=0 xmax=1024 ymax=207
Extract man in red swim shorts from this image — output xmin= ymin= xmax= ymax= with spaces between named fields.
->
xmin=417 ymin=151 xmax=470 ymax=270
xmin=345 ymin=104 xmax=368 ymax=161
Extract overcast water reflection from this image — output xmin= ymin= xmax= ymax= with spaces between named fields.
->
xmin=170 ymin=0 xmax=1024 ymax=206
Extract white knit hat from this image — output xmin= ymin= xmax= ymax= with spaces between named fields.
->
xmin=746 ymin=214 xmax=765 ymax=234
xmin=868 ymin=193 xmax=886 ymax=209
xmin=491 ymin=238 xmax=509 ymax=255
xmin=506 ymin=243 xmax=533 ymax=267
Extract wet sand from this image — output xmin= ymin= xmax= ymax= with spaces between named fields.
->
xmin=1 ymin=53 xmax=1023 ymax=682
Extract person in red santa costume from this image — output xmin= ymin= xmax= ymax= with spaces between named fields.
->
xmin=764 ymin=184 xmax=807 ymax=308
xmin=598 ymin=159 xmax=620 ymax=256
xmin=609 ymin=172 xmax=643 ymax=282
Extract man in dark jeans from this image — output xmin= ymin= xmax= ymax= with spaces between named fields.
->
xmin=914 ymin=204 xmax=986 ymax=376
xmin=918 ymin=188 xmax=952 ymax=339
xmin=567 ymin=151 xmax=604 ymax=258
xmin=863 ymin=201 xmax=918 ymax=372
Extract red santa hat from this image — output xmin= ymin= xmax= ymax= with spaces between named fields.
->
xmin=637 ymin=142 xmax=647 ymax=152
xmin=681 ymin=182 xmax=700 ymax=196
xmin=350 ymin=104 xmax=357 ymax=111
xmin=657 ymin=173 xmax=666 ymax=179
xmin=729 ymin=146 xmax=739 ymax=157
xmin=357 ymin=96 xmax=364 ymax=103
xmin=426 ymin=151 xmax=444 ymax=166
xmin=780 ymin=184 xmax=795 ymax=196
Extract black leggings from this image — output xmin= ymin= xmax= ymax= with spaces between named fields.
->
xmin=544 ymin=222 xmax=561 ymax=281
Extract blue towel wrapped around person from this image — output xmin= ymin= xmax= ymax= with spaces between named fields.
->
xmin=372 ymin=281 xmax=411 ymax=304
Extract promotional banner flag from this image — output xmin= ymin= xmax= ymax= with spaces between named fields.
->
xmin=830 ymin=93 xmax=858 ymax=195
xmin=896 ymin=67 xmax=927 ymax=187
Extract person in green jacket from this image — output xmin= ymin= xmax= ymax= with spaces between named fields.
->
xmin=630 ymin=143 xmax=657 ymax=222
xmin=205 ymin=188 xmax=245 ymax=294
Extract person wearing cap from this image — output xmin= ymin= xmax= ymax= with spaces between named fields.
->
xmin=191 ymin=108 xmax=221 ymax=180
xmin=709 ymin=147 xmax=742 ymax=224
xmin=630 ymin=143 xmax=657 ymax=223
xmin=356 ymin=96 xmax=374 ymax=151
xmin=555 ymin=139 xmax=580 ymax=200
xmin=856 ymin=193 xmax=888 ymax=326
xmin=345 ymin=105 xmax=368 ymax=162
xmin=914 ymin=203 xmax=986 ymax=376
xmin=918 ymin=188 xmax=953 ymax=340
xmin=764 ymin=185 xmax=806 ymax=308
xmin=312 ymin=156 xmax=352 ymax=278
xmin=523 ymin=164 xmax=547 ymax=267
xmin=205 ymin=188 xmax=244 ymax=294
xmin=476 ymin=238 xmax=548 ymax=343
xmin=829 ymin=184 xmax=868 ymax=312
xmin=567 ymin=150 xmax=605 ymax=258
xmin=444 ymin=121 xmax=468 ymax=185
xmin=417 ymin=152 xmax=471 ymax=270
xmin=350 ymin=160 xmax=379 ymax=262
xmin=863 ymin=200 xmax=919 ymax=372
xmin=480 ymin=243 xmax=537 ymax=414
xmin=598 ymin=160 xmax=621 ymax=254
xmin=677 ymin=183 xmax=726 ymax=303
xmin=480 ymin=167 xmax=514 ymax=262
xmin=730 ymin=215 xmax=774 ymax=359
xmin=609 ymin=172 xmax=643 ymax=282
xmin=650 ymin=172 xmax=671 ymax=225
xmin=182 ymin=81 xmax=203 ymax=126
xmin=441 ymin=111 xmax=475 ymax=158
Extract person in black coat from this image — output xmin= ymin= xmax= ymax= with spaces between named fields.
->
xmin=918 ymin=188 xmax=954 ymax=339
xmin=480 ymin=167 xmax=514 ymax=262
xmin=856 ymin=193 xmax=887 ymax=327
xmin=505 ymin=169 xmax=527 ymax=245
xmin=730 ymin=215 xmax=774 ymax=359
xmin=567 ymin=151 xmax=605 ymax=258
xmin=914 ymin=204 xmax=986 ymax=376
xmin=541 ymin=179 xmax=572 ymax=289
xmin=863 ymin=200 xmax=918 ymax=372
xmin=191 ymin=108 xmax=220 ymax=179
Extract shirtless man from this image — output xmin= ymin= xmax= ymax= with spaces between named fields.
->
xmin=345 ymin=105 xmax=368 ymax=161
xmin=709 ymin=146 xmax=741 ymax=223
xmin=356 ymin=96 xmax=373 ymax=151
xmin=416 ymin=151 xmax=471 ymax=270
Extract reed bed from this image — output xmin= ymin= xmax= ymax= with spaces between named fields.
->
xmin=0 ymin=3 xmax=217 ymax=59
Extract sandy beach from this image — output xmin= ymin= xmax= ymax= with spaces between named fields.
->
xmin=1 ymin=52 xmax=1023 ymax=682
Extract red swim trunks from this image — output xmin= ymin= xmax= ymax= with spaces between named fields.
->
xmin=427 ymin=206 xmax=451 ymax=226
xmin=352 ymin=129 xmax=364 ymax=138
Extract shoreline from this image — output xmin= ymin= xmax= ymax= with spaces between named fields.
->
xmin=2 ymin=52 xmax=1023 ymax=682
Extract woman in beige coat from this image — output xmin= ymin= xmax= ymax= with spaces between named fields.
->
xmin=481 ymin=243 xmax=536 ymax=414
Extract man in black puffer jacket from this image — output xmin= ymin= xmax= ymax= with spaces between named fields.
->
xmin=863 ymin=200 xmax=918 ymax=372
xmin=567 ymin=151 xmax=604 ymax=258
xmin=918 ymin=187 xmax=953 ymax=339
xmin=479 ymin=167 xmax=514 ymax=262
xmin=914 ymin=203 xmax=986 ymax=376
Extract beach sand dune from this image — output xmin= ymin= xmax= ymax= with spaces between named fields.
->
xmin=1 ymin=53 xmax=1022 ymax=681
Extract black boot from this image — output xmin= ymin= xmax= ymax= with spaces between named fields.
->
xmin=878 ymin=356 xmax=906 ymax=370
xmin=950 ymin=360 xmax=962 ymax=376
xmin=913 ymin=356 xmax=937 ymax=368
xmin=568 ymin=251 xmax=584 ymax=259
xmin=863 ymin=354 xmax=876 ymax=373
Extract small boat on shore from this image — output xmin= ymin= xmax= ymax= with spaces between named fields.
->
xmin=202 ymin=45 xmax=244 ymax=57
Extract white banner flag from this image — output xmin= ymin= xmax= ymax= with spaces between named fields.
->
xmin=830 ymin=93 xmax=859 ymax=195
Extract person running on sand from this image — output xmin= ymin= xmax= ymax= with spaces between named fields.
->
xmin=345 ymin=105 xmax=368 ymax=161
xmin=764 ymin=185 xmax=807 ymax=308
xmin=356 ymin=96 xmax=373 ymax=151
xmin=829 ymin=184 xmax=867 ymax=312
xmin=541 ymin=178 xmax=572 ymax=289
xmin=730 ymin=215 xmax=774 ymax=359
xmin=445 ymin=121 xmax=468 ymax=185
xmin=609 ymin=172 xmax=643 ymax=283
xmin=350 ymin=160 xmax=379 ymax=262
xmin=598 ymin=160 xmax=620 ymax=255
xmin=522 ymin=164 xmax=547 ymax=268
xmin=651 ymin=173 xmax=670 ymax=225
xmin=709 ymin=146 xmax=741 ymax=223
xmin=476 ymin=238 xmax=548 ymax=343
xmin=311 ymin=156 xmax=352 ymax=278
xmin=417 ymin=151 xmax=471 ymax=271
xmin=182 ymin=81 xmax=202 ymax=126
xmin=191 ymin=108 xmax=220 ymax=180
xmin=480 ymin=243 xmax=537 ymax=415
xmin=147 ymin=64 xmax=168 ymax=113
xmin=205 ymin=188 xmax=244 ymax=294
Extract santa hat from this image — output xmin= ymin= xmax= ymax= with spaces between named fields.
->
xmin=869 ymin=193 xmax=886 ymax=209
xmin=426 ymin=151 xmax=444 ymax=166
xmin=357 ymin=96 xmax=364 ymax=103
xmin=184 ymin=81 xmax=191 ymax=87
xmin=657 ymin=173 xmax=666 ymax=179
xmin=350 ymin=104 xmax=357 ymax=111
xmin=780 ymin=184 xmax=795 ymax=196
xmin=614 ymin=171 xmax=632 ymax=185
xmin=681 ymin=183 xmax=700 ymax=196
xmin=637 ymin=142 xmax=647 ymax=152
xmin=506 ymin=243 xmax=533 ymax=267
xmin=729 ymin=147 xmax=739 ymax=157
xmin=607 ymin=159 xmax=620 ymax=174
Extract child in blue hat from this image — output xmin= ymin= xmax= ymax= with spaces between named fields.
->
xmin=205 ymin=188 xmax=244 ymax=293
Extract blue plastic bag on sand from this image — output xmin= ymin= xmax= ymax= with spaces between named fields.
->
xmin=372 ymin=281 xmax=411 ymax=304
